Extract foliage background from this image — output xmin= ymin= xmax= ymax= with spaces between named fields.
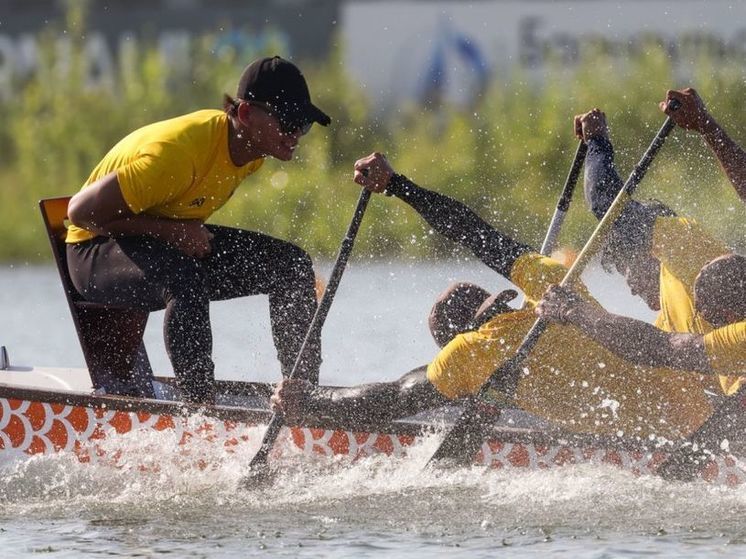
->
xmin=2 ymin=9 xmax=745 ymax=263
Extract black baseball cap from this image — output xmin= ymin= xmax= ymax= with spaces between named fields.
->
xmin=236 ymin=56 xmax=331 ymax=129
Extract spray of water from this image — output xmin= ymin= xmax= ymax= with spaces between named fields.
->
xmin=1 ymin=416 xmax=745 ymax=542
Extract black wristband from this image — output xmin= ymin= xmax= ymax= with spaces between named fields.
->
xmin=384 ymin=173 xmax=411 ymax=197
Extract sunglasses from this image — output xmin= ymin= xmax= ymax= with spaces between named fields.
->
xmin=246 ymin=100 xmax=313 ymax=136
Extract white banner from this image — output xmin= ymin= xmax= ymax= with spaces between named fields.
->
xmin=341 ymin=0 xmax=746 ymax=107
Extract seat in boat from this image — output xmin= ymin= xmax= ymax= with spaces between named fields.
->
xmin=39 ymin=197 xmax=155 ymax=398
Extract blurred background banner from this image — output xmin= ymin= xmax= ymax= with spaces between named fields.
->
xmin=0 ymin=0 xmax=338 ymax=100
xmin=342 ymin=0 xmax=746 ymax=109
xmin=3 ymin=1 xmax=745 ymax=105
xmin=1 ymin=0 xmax=744 ymax=261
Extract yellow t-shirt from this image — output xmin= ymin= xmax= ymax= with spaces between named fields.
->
xmin=427 ymin=253 xmax=713 ymax=440
xmin=651 ymin=216 xmax=743 ymax=394
xmin=704 ymin=322 xmax=746 ymax=382
xmin=66 ymin=110 xmax=263 ymax=243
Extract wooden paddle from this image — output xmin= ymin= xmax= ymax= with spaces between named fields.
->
xmin=428 ymin=103 xmax=681 ymax=467
xmin=241 ymin=187 xmax=372 ymax=486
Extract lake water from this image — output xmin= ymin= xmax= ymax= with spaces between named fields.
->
xmin=2 ymin=262 xmax=745 ymax=558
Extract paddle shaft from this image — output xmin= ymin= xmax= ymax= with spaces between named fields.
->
xmin=247 ymin=188 xmax=372 ymax=471
xmin=428 ymin=107 xmax=680 ymax=465
xmin=476 ymin=141 xmax=588 ymax=329
xmin=540 ymin=140 xmax=588 ymax=256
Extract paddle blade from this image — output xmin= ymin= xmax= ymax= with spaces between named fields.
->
xmin=239 ymin=458 xmax=278 ymax=489
xmin=427 ymin=402 xmax=498 ymax=468
xmin=239 ymin=414 xmax=285 ymax=488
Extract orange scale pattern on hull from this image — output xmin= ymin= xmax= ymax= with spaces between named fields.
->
xmin=0 ymin=396 xmax=745 ymax=486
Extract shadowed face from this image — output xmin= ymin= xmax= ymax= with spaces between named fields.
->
xmin=238 ymin=102 xmax=305 ymax=162
xmin=429 ymin=283 xmax=491 ymax=348
xmin=695 ymin=298 xmax=735 ymax=329
xmin=429 ymin=284 xmax=519 ymax=348
xmin=617 ymin=250 xmax=661 ymax=311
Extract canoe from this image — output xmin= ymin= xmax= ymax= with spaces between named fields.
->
xmin=1 ymin=351 xmax=744 ymax=486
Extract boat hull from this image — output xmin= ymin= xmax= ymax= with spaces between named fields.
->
xmin=0 ymin=379 xmax=743 ymax=486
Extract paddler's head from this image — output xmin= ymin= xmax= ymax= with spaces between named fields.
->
xmin=429 ymin=283 xmax=518 ymax=348
xmin=694 ymin=253 xmax=746 ymax=328
xmin=224 ymin=56 xmax=331 ymax=162
xmin=600 ymin=199 xmax=675 ymax=312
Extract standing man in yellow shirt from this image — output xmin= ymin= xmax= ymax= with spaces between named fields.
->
xmin=65 ymin=56 xmax=331 ymax=403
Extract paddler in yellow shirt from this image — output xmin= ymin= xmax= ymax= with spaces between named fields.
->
xmin=538 ymin=106 xmax=746 ymax=479
xmin=537 ymin=253 xmax=746 ymax=404
xmin=65 ymin=56 xmax=331 ymax=402
xmin=574 ymin=108 xmax=743 ymax=397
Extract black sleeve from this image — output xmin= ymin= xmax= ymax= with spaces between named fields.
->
xmin=305 ymin=366 xmax=449 ymax=424
xmin=385 ymin=174 xmax=533 ymax=278
xmin=584 ymin=136 xmax=624 ymax=220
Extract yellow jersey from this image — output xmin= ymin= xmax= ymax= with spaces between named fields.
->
xmin=652 ymin=216 xmax=745 ymax=394
xmin=66 ymin=110 xmax=263 ymax=244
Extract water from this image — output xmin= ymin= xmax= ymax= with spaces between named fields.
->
xmin=2 ymin=262 xmax=744 ymax=558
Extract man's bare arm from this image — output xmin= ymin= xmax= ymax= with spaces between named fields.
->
xmin=662 ymin=88 xmax=746 ymax=204
xmin=537 ymin=285 xmax=712 ymax=372
xmin=700 ymin=121 xmax=746 ymax=203
xmin=68 ymin=171 xmax=213 ymax=257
